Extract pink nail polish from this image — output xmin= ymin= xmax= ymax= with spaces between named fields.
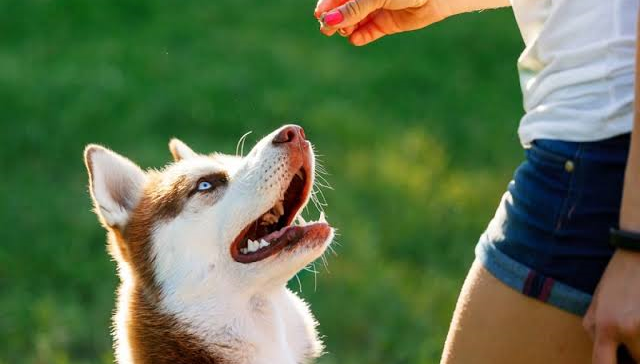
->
xmin=323 ymin=11 xmax=344 ymax=26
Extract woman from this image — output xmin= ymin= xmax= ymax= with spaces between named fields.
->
xmin=314 ymin=0 xmax=640 ymax=363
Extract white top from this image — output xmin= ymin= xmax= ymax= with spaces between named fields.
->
xmin=511 ymin=0 xmax=638 ymax=145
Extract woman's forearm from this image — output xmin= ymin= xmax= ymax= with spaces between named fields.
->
xmin=620 ymin=122 xmax=640 ymax=233
xmin=438 ymin=0 xmax=511 ymax=18
xmin=619 ymin=15 xmax=640 ymax=233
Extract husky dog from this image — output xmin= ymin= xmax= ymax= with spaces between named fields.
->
xmin=84 ymin=125 xmax=334 ymax=364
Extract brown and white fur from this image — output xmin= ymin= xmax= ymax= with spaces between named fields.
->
xmin=84 ymin=125 xmax=334 ymax=364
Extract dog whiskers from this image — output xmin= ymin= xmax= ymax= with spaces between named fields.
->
xmin=235 ymin=131 xmax=253 ymax=157
xmin=294 ymin=273 xmax=303 ymax=293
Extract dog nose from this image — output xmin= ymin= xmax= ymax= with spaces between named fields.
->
xmin=272 ymin=125 xmax=306 ymax=144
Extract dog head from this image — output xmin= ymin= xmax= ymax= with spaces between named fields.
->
xmin=85 ymin=125 xmax=334 ymax=302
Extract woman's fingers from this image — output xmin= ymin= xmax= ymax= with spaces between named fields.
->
xmin=626 ymin=342 xmax=640 ymax=364
xmin=320 ymin=25 xmax=339 ymax=36
xmin=592 ymin=334 xmax=617 ymax=364
xmin=314 ymin=0 xmax=350 ymax=18
xmin=349 ymin=18 xmax=389 ymax=45
xmin=320 ymin=0 xmax=385 ymax=28
xmin=620 ymin=325 xmax=640 ymax=362
xmin=583 ymin=305 xmax=640 ymax=363
xmin=348 ymin=9 xmax=405 ymax=46
xmin=583 ymin=251 xmax=640 ymax=364
xmin=338 ymin=25 xmax=356 ymax=37
xmin=316 ymin=0 xmax=429 ymax=18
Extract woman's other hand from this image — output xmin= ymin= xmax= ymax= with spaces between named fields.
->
xmin=583 ymin=249 xmax=640 ymax=363
xmin=314 ymin=0 xmax=450 ymax=46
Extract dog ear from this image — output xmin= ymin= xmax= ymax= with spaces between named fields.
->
xmin=169 ymin=138 xmax=198 ymax=161
xmin=84 ymin=145 xmax=147 ymax=230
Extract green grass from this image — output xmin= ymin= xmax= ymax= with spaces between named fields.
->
xmin=0 ymin=1 xmax=525 ymax=363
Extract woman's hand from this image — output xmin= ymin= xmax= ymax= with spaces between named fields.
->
xmin=583 ymin=249 xmax=640 ymax=363
xmin=314 ymin=0 xmax=510 ymax=46
xmin=314 ymin=0 xmax=450 ymax=46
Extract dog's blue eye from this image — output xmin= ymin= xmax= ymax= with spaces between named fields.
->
xmin=197 ymin=181 xmax=213 ymax=191
xmin=191 ymin=173 xmax=228 ymax=196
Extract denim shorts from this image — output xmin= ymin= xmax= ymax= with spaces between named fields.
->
xmin=476 ymin=134 xmax=630 ymax=316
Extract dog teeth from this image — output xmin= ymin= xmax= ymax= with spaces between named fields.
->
xmin=260 ymin=213 xmax=279 ymax=225
xmin=295 ymin=170 xmax=303 ymax=179
xmin=319 ymin=211 xmax=327 ymax=223
xmin=247 ymin=239 xmax=259 ymax=253
xmin=241 ymin=239 xmax=271 ymax=255
xmin=267 ymin=213 xmax=279 ymax=223
xmin=274 ymin=201 xmax=284 ymax=216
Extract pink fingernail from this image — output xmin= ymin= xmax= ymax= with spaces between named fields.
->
xmin=323 ymin=10 xmax=343 ymax=26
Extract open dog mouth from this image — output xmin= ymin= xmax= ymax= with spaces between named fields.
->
xmin=230 ymin=166 xmax=330 ymax=264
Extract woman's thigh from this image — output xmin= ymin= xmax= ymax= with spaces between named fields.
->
xmin=440 ymin=261 xmax=593 ymax=364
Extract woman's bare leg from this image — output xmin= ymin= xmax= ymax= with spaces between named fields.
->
xmin=441 ymin=261 xmax=593 ymax=364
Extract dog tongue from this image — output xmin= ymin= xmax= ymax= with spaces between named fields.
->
xmin=263 ymin=225 xmax=309 ymax=245
xmin=272 ymin=226 xmax=305 ymax=245
xmin=262 ymin=225 xmax=291 ymax=242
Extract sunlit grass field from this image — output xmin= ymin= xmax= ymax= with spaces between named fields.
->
xmin=1 ymin=1 xmax=525 ymax=363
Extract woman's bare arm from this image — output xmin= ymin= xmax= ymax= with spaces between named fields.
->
xmin=439 ymin=0 xmax=510 ymax=17
xmin=620 ymin=40 xmax=640 ymax=234
xmin=582 ymin=11 xmax=640 ymax=363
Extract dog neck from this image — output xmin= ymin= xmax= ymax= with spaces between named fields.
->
xmin=114 ymin=266 xmax=322 ymax=364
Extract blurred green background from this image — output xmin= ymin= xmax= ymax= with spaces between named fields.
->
xmin=0 ymin=0 xmax=525 ymax=363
